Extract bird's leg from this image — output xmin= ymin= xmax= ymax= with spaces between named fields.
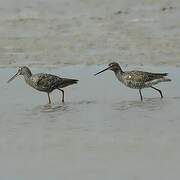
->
xmin=48 ymin=93 xmax=51 ymax=104
xmin=58 ymin=88 xmax=64 ymax=102
xmin=151 ymin=86 xmax=163 ymax=98
xmin=139 ymin=89 xmax=143 ymax=101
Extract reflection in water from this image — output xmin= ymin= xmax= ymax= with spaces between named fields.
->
xmin=171 ymin=96 xmax=180 ymax=100
xmin=32 ymin=103 xmax=71 ymax=113
xmin=112 ymin=98 xmax=165 ymax=111
xmin=31 ymin=100 xmax=97 ymax=114
xmin=71 ymin=100 xmax=97 ymax=105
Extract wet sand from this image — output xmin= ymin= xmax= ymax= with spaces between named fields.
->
xmin=0 ymin=0 xmax=180 ymax=67
xmin=0 ymin=65 xmax=180 ymax=179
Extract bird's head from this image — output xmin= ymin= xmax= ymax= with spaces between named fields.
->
xmin=94 ymin=62 xmax=122 ymax=76
xmin=7 ymin=66 xmax=31 ymax=83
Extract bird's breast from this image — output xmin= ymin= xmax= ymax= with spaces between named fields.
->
xmin=116 ymin=74 xmax=146 ymax=89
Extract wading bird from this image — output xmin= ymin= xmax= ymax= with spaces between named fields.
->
xmin=94 ymin=62 xmax=171 ymax=101
xmin=8 ymin=66 xmax=78 ymax=104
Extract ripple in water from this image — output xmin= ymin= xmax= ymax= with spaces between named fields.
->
xmin=112 ymin=98 xmax=165 ymax=111
xmin=32 ymin=103 xmax=71 ymax=113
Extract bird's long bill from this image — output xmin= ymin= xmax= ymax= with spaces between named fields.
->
xmin=7 ymin=72 xmax=19 ymax=83
xmin=94 ymin=66 xmax=110 ymax=76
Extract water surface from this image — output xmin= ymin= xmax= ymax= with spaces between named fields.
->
xmin=0 ymin=65 xmax=180 ymax=179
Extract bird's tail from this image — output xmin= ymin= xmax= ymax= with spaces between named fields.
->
xmin=152 ymin=72 xmax=172 ymax=81
xmin=156 ymin=73 xmax=172 ymax=82
xmin=162 ymin=77 xmax=172 ymax=82
xmin=161 ymin=73 xmax=168 ymax=76
xmin=153 ymin=72 xmax=168 ymax=77
xmin=60 ymin=78 xmax=79 ymax=88
xmin=157 ymin=73 xmax=172 ymax=82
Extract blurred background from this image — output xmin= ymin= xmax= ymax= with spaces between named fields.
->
xmin=0 ymin=0 xmax=179 ymax=67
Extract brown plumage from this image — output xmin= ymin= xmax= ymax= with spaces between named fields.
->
xmin=94 ymin=62 xmax=171 ymax=101
xmin=124 ymin=71 xmax=168 ymax=82
xmin=7 ymin=66 xmax=78 ymax=104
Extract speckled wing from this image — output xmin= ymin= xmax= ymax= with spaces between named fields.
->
xmin=35 ymin=73 xmax=62 ymax=92
xmin=59 ymin=78 xmax=78 ymax=88
xmin=125 ymin=71 xmax=168 ymax=82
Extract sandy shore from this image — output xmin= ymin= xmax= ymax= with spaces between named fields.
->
xmin=0 ymin=0 xmax=180 ymax=67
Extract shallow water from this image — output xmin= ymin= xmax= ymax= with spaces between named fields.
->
xmin=0 ymin=65 xmax=180 ymax=179
xmin=0 ymin=0 xmax=180 ymax=67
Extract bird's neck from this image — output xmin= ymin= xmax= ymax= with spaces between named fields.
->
xmin=114 ymin=68 xmax=124 ymax=76
xmin=114 ymin=69 xmax=124 ymax=82
xmin=23 ymin=71 xmax=32 ymax=83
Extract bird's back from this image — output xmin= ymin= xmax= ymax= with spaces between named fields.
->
xmin=27 ymin=73 xmax=61 ymax=92
xmin=59 ymin=78 xmax=78 ymax=88
xmin=28 ymin=73 xmax=78 ymax=92
xmin=124 ymin=70 xmax=168 ymax=82
xmin=117 ymin=70 xmax=171 ymax=89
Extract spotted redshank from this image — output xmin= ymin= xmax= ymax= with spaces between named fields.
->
xmin=7 ymin=66 xmax=78 ymax=104
xmin=94 ymin=62 xmax=171 ymax=101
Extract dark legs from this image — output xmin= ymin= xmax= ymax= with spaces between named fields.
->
xmin=58 ymin=88 xmax=64 ymax=102
xmin=47 ymin=93 xmax=51 ymax=104
xmin=139 ymin=89 xmax=143 ymax=101
xmin=138 ymin=87 xmax=163 ymax=101
xmin=151 ymin=86 xmax=163 ymax=98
